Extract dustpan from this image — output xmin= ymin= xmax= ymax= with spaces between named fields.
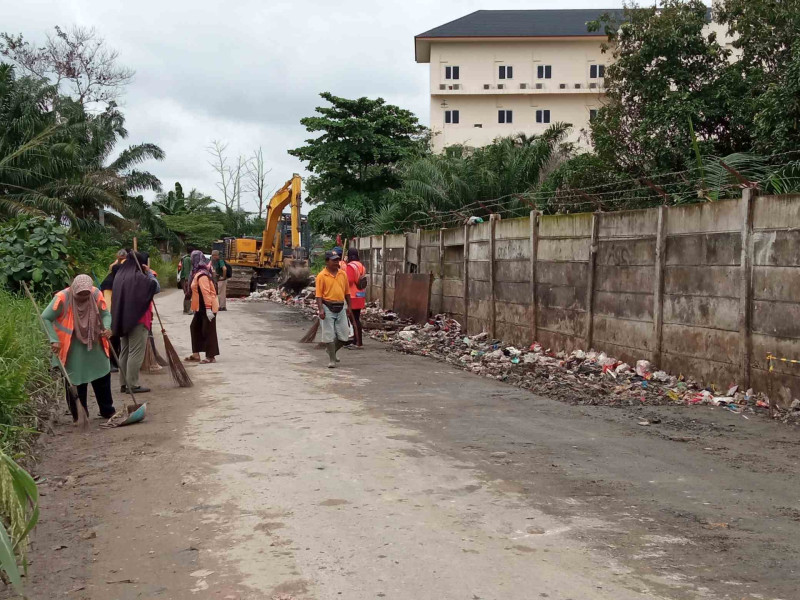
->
xmin=118 ymin=403 xmax=146 ymax=426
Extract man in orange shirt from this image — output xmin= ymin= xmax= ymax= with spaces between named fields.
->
xmin=315 ymin=250 xmax=353 ymax=368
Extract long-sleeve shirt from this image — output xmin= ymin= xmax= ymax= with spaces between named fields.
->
xmin=191 ymin=273 xmax=219 ymax=312
xmin=41 ymin=297 xmax=112 ymax=385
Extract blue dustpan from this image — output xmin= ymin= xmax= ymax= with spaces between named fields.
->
xmin=118 ymin=403 xmax=146 ymax=426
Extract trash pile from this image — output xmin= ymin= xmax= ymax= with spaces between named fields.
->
xmin=243 ymin=286 xmax=319 ymax=318
xmin=368 ymin=314 xmax=800 ymax=424
xmin=241 ymin=288 xmax=800 ymax=424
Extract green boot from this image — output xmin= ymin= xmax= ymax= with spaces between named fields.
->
xmin=327 ymin=343 xmax=337 ymax=368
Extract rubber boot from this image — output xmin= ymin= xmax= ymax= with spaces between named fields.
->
xmin=335 ymin=339 xmax=346 ymax=362
xmin=327 ymin=343 xmax=337 ymax=368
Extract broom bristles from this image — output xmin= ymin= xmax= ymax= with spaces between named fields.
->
xmin=75 ymin=393 xmax=90 ymax=431
xmin=300 ymin=319 xmax=320 ymax=343
xmin=142 ymin=340 xmax=159 ymax=372
xmin=151 ymin=337 xmax=169 ymax=366
xmin=162 ymin=332 xmax=193 ymax=387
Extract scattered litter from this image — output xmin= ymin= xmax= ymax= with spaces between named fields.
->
xmin=252 ymin=288 xmax=797 ymax=423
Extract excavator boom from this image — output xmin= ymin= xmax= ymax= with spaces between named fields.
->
xmin=222 ymin=173 xmax=310 ymax=297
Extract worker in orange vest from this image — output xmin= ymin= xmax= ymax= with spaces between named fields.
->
xmin=41 ymin=274 xmax=116 ymax=421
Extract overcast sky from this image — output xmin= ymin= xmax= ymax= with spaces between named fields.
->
xmin=4 ymin=0 xmax=640 ymax=211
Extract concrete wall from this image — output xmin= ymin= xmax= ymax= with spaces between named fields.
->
xmin=356 ymin=194 xmax=800 ymax=405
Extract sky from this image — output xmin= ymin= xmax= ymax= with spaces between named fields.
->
xmin=3 ymin=0 xmax=637 ymax=212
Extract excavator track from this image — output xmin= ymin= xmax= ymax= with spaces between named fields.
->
xmin=226 ymin=267 xmax=255 ymax=298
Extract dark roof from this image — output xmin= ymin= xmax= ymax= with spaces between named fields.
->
xmin=416 ymin=9 xmax=622 ymax=39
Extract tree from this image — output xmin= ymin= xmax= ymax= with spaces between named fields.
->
xmin=588 ymin=1 xmax=750 ymax=174
xmin=373 ymin=125 xmax=571 ymax=232
xmin=290 ymin=92 xmax=428 ymax=202
xmin=0 ymin=25 xmax=134 ymax=108
xmin=153 ymin=182 xmax=187 ymax=215
xmin=207 ymin=140 xmax=244 ymax=212
xmin=714 ymin=0 xmax=800 ymax=153
xmin=245 ymin=147 xmax=272 ymax=219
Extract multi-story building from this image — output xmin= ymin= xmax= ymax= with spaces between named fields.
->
xmin=415 ymin=9 xmax=734 ymax=153
xmin=415 ymin=9 xmax=620 ymax=152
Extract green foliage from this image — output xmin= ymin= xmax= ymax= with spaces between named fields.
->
xmin=162 ymin=213 xmax=226 ymax=251
xmin=289 ymin=92 xmax=429 ymax=238
xmin=753 ymin=43 xmax=800 ymax=154
xmin=0 ymin=217 xmax=70 ymax=295
xmin=0 ymin=61 xmax=167 ymax=247
xmin=589 ymin=1 xmax=748 ymax=173
xmin=377 ymin=127 xmax=571 ymax=231
xmin=0 ymin=449 xmax=40 ymax=595
xmin=0 ymin=288 xmax=56 ymax=456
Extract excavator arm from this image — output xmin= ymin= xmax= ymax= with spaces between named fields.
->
xmin=259 ymin=174 xmax=302 ymax=266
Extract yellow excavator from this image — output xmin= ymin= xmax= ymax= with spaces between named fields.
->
xmin=220 ymin=174 xmax=311 ymax=297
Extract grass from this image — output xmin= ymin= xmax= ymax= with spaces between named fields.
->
xmin=0 ymin=289 xmax=59 ymax=459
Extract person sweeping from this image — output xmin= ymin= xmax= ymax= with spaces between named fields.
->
xmin=186 ymin=250 xmax=220 ymax=364
xmin=111 ymin=251 xmax=159 ymax=393
xmin=315 ymin=249 xmax=353 ymax=368
xmin=41 ymin=274 xmax=116 ymax=422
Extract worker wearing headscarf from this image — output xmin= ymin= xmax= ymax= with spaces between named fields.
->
xmin=111 ymin=251 xmax=159 ymax=393
xmin=41 ymin=274 xmax=116 ymax=421
xmin=186 ymin=250 xmax=220 ymax=363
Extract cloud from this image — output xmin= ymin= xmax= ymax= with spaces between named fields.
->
xmin=3 ymin=0 xmax=629 ymax=211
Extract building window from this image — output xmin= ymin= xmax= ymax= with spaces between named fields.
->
xmin=537 ymin=65 xmax=552 ymax=79
xmin=445 ymin=66 xmax=460 ymax=80
xmin=589 ymin=109 xmax=598 ymax=122
xmin=444 ymin=110 xmax=459 ymax=124
xmin=535 ymin=109 xmax=551 ymax=124
xmin=590 ymin=64 xmax=605 ymax=78
xmin=498 ymin=110 xmax=513 ymax=124
xmin=498 ymin=65 xmax=513 ymax=79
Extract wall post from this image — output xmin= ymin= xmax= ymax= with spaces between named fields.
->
xmin=529 ymin=210 xmax=540 ymax=343
xmin=438 ymin=228 xmax=445 ymax=315
xmin=381 ymin=234 xmax=387 ymax=309
xmin=489 ymin=214 xmax=498 ymax=339
xmin=652 ymin=205 xmax=667 ymax=366
xmin=740 ymin=188 xmax=755 ymax=389
xmin=402 ymin=232 xmax=409 ymax=274
xmin=463 ymin=224 xmax=471 ymax=334
xmin=585 ymin=212 xmax=600 ymax=349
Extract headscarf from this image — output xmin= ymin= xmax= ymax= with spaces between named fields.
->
xmin=111 ymin=251 xmax=158 ymax=337
xmin=189 ymin=250 xmax=213 ymax=282
xmin=99 ymin=261 xmax=122 ymax=292
xmin=70 ymin=274 xmax=103 ymax=351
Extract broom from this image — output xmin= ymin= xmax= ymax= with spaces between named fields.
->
xmin=300 ymin=318 xmax=320 ymax=343
xmin=142 ymin=334 xmax=162 ymax=372
xmin=130 ymin=246 xmax=193 ymax=388
xmin=22 ymin=282 xmax=90 ymax=431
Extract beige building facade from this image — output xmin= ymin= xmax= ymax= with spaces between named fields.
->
xmin=415 ymin=9 xmax=731 ymax=152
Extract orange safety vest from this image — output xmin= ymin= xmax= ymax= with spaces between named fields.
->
xmin=52 ymin=287 xmax=110 ymax=365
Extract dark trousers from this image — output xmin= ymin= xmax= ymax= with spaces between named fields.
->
xmin=67 ymin=372 xmax=115 ymax=421
xmin=190 ymin=311 xmax=220 ymax=358
xmin=351 ymin=308 xmax=363 ymax=346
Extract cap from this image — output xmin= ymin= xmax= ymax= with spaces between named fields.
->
xmin=325 ymin=250 xmax=341 ymax=261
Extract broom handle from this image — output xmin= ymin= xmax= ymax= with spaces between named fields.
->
xmin=21 ymin=281 xmax=75 ymax=388
xmin=107 ymin=344 xmax=140 ymax=408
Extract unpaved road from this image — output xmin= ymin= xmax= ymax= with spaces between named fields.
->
xmin=7 ymin=289 xmax=799 ymax=599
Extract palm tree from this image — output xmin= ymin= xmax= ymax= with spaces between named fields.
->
xmin=0 ymin=64 xmax=78 ymax=219
xmin=376 ymin=123 xmax=572 ymax=232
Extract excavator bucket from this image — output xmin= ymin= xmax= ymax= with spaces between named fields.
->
xmin=281 ymin=259 xmax=312 ymax=296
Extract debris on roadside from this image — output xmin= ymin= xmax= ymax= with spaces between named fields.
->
xmin=364 ymin=313 xmax=800 ymax=424
xmin=242 ymin=290 xmax=800 ymax=424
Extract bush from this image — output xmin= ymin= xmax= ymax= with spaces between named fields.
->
xmin=0 ymin=289 xmax=58 ymax=457
xmin=0 ymin=218 xmax=71 ymax=296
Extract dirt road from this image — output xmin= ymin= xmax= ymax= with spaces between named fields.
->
xmin=8 ymin=290 xmax=799 ymax=599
